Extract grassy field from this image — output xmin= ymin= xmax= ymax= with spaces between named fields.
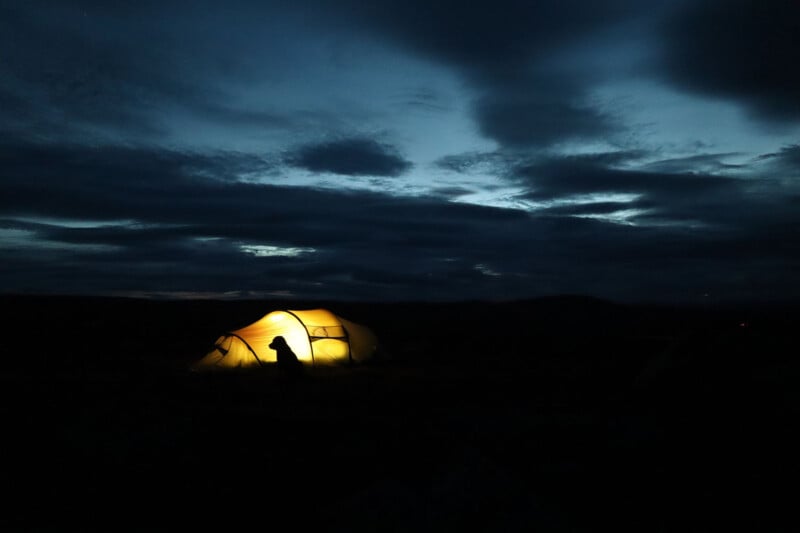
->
xmin=2 ymin=295 xmax=798 ymax=531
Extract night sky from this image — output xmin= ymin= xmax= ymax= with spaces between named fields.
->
xmin=2 ymin=0 xmax=799 ymax=304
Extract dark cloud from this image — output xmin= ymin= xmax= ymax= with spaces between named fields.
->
xmin=659 ymin=0 xmax=800 ymax=124
xmin=475 ymin=90 xmax=616 ymax=147
xmin=428 ymin=186 xmax=476 ymax=200
xmin=539 ymin=201 xmax=651 ymax=217
xmin=515 ymin=151 xmax=800 ymax=233
xmin=286 ymin=138 xmax=412 ymax=177
xmin=518 ymin=155 xmax=738 ymax=200
xmin=339 ymin=0 xmax=641 ymax=73
xmin=0 ymin=142 xmax=276 ymax=223
xmin=755 ymin=144 xmax=800 ymax=177
xmin=2 ymin=139 xmax=799 ymax=303
xmin=0 ymin=139 xmax=525 ymax=299
xmin=331 ymin=0 xmax=651 ymax=148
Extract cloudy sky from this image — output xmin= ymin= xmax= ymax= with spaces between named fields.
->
xmin=2 ymin=0 xmax=799 ymax=304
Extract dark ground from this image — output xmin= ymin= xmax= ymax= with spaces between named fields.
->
xmin=1 ymin=294 xmax=798 ymax=532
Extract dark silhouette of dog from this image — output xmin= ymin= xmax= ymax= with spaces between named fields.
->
xmin=269 ymin=336 xmax=305 ymax=378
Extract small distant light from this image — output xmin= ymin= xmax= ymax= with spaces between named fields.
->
xmin=739 ymin=322 xmax=748 ymax=328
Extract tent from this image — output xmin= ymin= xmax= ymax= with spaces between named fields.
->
xmin=194 ymin=308 xmax=378 ymax=369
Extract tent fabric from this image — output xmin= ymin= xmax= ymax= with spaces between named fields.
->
xmin=194 ymin=308 xmax=377 ymax=369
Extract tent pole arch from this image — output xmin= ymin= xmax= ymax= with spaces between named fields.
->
xmin=284 ymin=310 xmax=316 ymax=365
xmin=226 ymin=332 xmax=265 ymax=368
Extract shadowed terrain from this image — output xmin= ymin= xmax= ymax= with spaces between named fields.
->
xmin=1 ymin=295 xmax=798 ymax=531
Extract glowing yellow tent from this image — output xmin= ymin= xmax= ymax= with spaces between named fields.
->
xmin=194 ymin=308 xmax=378 ymax=369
